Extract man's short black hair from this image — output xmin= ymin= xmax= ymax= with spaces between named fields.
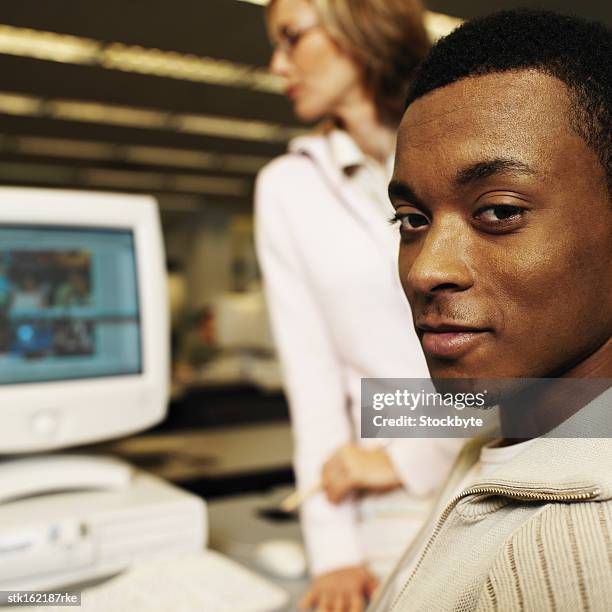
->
xmin=405 ymin=10 xmax=612 ymax=192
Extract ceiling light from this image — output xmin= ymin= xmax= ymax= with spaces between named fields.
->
xmin=123 ymin=145 xmax=217 ymax=169
xmin=0 ymin=14 xmax=461 ymax=92
xmin=82 ymin=167 xmax=249 ymax=196
xmin=0 ymin=157 xmax=253 ymax=196
xmin=424 ymin=11 xmax=463 ymax=41
xmin=176 ymin=114 xmax=299 ymax=142
xmin=0 ymin=24 xmax=100 ymax=64
xmin=0 ymin=92 xmax=42 ymax=116
xmin=0 ymin=89 xmax=300 ymax=143
xmin=46 ymin=100 xmax=171 ymax=128
xmin=0 ymin=23 xmax=281 ymax=92
xmin=101 ymin=43 xmax=283 ymax=92
xmin=233 ymin=2 xmax=462 ymax=41
xmin=7 ymin=135 xmax=272 ymax=173
xmin=82 ymin=168 xmax=167 ymax=190
xmin=15 ymin=136 xmax=116 ymax=160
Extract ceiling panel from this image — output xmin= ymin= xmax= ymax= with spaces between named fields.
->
xmin=0 ymin=55 xmax=296 ymax=123
xmin=0 ymin=0 xmax=607 ymax=202
xmin=0 ymin=115 xmax=287 ymax=156
xmin=0 ymin=0 xmax=274 ymax=65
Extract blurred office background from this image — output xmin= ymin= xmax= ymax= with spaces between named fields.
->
xmin=0 ymin=0 xmax=609 ymax=497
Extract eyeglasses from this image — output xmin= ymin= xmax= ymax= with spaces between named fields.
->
xmin=272 ymin=23 xmax=320 ymax=56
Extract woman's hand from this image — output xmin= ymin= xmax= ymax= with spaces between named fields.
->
xmin=300 ymin=565 xmax=379 ymax=611
xmin=321 ymin=443 xmax=401 ymax=503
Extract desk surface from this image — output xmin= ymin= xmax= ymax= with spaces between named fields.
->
xmin=109 ymin=424 xmax=306 ymax=607
xmin=208 ymin=486 xmax=308 ymax=610
xmin=94 ymin=422 xmax=293 ymax=483
xmin=79 ymin=423 xmax=304 ymax=609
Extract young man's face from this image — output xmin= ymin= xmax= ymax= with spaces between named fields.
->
xmin=391 ymin=70 xmax=612 ymax=379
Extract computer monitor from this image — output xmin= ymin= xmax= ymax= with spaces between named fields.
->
xmin=0 ymin=188 xmax=169 ymax=454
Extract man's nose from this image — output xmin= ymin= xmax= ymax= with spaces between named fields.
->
xmin=403 ymin=216 xmax=474 ymax=297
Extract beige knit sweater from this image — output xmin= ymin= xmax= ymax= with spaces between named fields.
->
xmin=370 ymin=389 xmax=612 ymax=612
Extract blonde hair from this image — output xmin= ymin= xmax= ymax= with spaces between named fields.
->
xmin=268 ymin=0 xmax=430 ymax=125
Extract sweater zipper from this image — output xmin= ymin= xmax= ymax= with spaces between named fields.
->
xmin=388 ymin=484 xmax=600 ymax=611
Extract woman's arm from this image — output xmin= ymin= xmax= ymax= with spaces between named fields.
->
xmin=255 ymin=160 xmax=365 ymax=575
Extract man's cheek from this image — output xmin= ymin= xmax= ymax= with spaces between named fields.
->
xmin=500 ymin=267 xmax=578 ymax=356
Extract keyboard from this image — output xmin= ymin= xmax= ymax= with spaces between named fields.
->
xmin=20 ymin=551 xmax=290 ymax=612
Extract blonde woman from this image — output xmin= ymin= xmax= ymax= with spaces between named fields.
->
xmin=255 ymin=1 xmax=460 ymax=609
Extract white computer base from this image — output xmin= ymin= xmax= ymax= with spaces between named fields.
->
xmin=0 ymin=454 xmax=133 ymax=505
xmin=0 ymin=465 xmax=206 ymax=590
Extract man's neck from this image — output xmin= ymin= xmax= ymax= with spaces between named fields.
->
xmin=499 ymin=337 xmax=611 ymax=442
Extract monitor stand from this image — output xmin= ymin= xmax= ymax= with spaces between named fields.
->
xmin=0 ymin=454 xmax=132 ymax=504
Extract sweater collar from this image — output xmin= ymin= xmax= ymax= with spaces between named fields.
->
xmin=463 ymin=387 xmax=612 ymax=503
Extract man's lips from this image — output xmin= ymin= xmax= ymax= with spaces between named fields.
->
xmin=417 ymin=322 xmax=491 ymax=359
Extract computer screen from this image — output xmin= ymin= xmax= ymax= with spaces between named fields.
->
xmin=0 ymin=226 xmax=141 ymax=385
xmin=0 ymin=188 xmax=168 ymax=453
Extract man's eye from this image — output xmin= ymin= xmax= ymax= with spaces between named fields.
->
xmin=391 ymin=213 xmax=430 ymax=231
xmin=475 ymin=205 xmax=524 ymax=223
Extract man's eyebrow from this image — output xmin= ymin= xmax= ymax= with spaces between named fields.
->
xmin=455 ymin=158 xmax=537 ymax=186
xmin=388 ymin=180 xmax=425 ymax=208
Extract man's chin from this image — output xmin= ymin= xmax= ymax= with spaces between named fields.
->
xmin=429 ymin=376 xmax=486 ymax=396
xmin=427 ymin=356 xmax=501 ymax=398
xmin=426 ymin=357 xmax=481 ymax=381
xmin=428 ymin=359 xmax=539 ymax=408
